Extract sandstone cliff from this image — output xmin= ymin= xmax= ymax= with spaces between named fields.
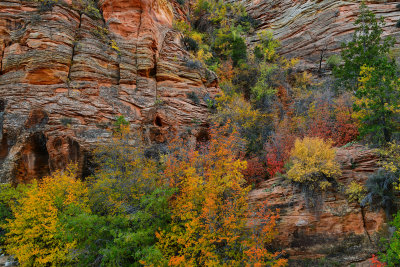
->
xmin=249 ymin=145 xmax=386 ymax=265
xmin=241 ymin=0 xmax=400 ymax=72
xmin=0 ymin=0 xmax=397 ymax=264
xmin=0 ymin=0 xmax=218 ymax=182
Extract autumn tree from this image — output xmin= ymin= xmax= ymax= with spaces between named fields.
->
xmin=157 ymin=123 xmax=286 ymax=266
xmin=73 ymin=124 xmax=173 ymax=266
xmin=4 ymin=167 xmax=89 ymax=266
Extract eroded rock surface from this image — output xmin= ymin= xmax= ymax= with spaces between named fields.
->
xmin=0 ymin=0 xmax=218 ymax=182
xmin=249 ymin=145 xmax=386 ymax=265
xmin=242 ymin=0 xmax=400 ymax=72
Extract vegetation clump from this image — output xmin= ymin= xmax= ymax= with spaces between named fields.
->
xmin=287 ymin=137 xmax=341 ymax=190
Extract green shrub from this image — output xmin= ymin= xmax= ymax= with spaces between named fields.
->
xmin=326 ymin=55 xmax=341 ymax=68
xmin=183 ymin=36 xmax=199 ymax=52
xmin=186 ymin=91 xmax=200 ymax=104
xmin=60 ymin=117 xmax=73 ymax=126
xmin=231 ymin=36 xmax=247 ymax=66
xmin=37 ymin=0 xmax=56 ymax=12
xmin=0 ymin=184 xmax=29 ymax=248
xmin=185 ymin=58 xmax=203 ymax=69
xmin=113 ymin=115 xmax=129 ymax=132
xmin=80 ymin=130 xmax=174 ymax=265
xmin=381 ymin=211 xmax=400 ymax=266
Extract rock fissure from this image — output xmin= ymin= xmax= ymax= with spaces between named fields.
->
xmin=0 ymin=45 xmax=4 ymax=75
xmin=134 ymin=0 xmax=143 ymax=90
xmin=66 ymin=12 xmax=82 ymax=92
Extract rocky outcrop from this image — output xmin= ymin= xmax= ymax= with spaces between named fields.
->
xmin=0 ymin=0 xmax=218 ymax=182
xmin=241 ymin=0 xmax=400 ymax=72
xmin=249 ymin=145 xmax=387 ymax=265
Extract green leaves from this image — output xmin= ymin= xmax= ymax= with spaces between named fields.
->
xmin=334 ymin=3 xmax=399 ymax=144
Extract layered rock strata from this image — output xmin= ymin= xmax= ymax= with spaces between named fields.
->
xmin=0 ymin=0 xmax=218 ymax=182
xmin=249 ymin=145 xmax=387 ymax=265
xmin=242 ymin=0 xmax=400 ymax=72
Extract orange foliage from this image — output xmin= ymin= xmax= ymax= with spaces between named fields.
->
xmin=245 ymin=200 xmax=287 ymax=267
xmin=369 ymin=254 xmax=386 ymax=267
xmin=217 ymin=59 xmax=235 ymax=84
xmin=157 ymin=123 xmax=286 ymax=266
xmin=307 ymin=95 xmax=358 ymax=146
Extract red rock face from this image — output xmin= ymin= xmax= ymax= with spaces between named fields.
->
xmin=242 ymin=0 xmax=400 ymax=72
xmin=249 ymin=145 xmax=386 ymax=265
xmin=0 ymin=0 xmax=218 ymax=182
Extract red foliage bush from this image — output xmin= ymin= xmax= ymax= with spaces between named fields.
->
xmin=307 ymin=95 xmax=358 ymax=146
xmin=264 ymin=126 xmax=296 ymax=177
xmin=242 ymin=156 xmax=268 ymax=184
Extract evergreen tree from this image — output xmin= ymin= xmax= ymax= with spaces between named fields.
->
xmin=334 ymin=3 xmax=399 ymax=144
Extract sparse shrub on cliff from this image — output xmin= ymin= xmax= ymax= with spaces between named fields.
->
xmin=80 ymin=0 xmax=102 ymax=20
xmin=361 ymin=169 xmax=397 ymax=220
xmin=113 ymin=115 xmax=129 ymax=132
xmin=186 ymin=91 xmax=200 ymax=104
xmin=184 ymin=57 xmax=203 ymax=69
xmin=60 ymin=117 xmax=73 ymax=126
xmin=326 ymin=54 xmax=341 ymax=68
xmin=345 ymin=181 xmax=366 ymax=204
xmin=36 ymin=0 xmax=57 ymax=12
xmin=237 ymin=14 xmax=259 ymax=33
xmin=183 ymin=36 xmax=199 ymax=52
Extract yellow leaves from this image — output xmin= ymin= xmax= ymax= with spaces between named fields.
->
xmin=215 ymin=92 xmax=267 ymax=130
xmin=196 ymin=48 xmax=213 ymax=63
xmin=358 ymin=64 xmax=375 ymax=86
xmin=5 ymin=167 xmax=89 ymax=266
xmin=156 ymin=122 xmax=285 ymax=266
xmin=345 ymin=181 xmax=366 ymax=204
xmin=157 ymin=124 xmax=256 ymax=265
xmin=111 ymin=39 xmax=120 ymax=52
xmin=379 ymin=142 xmax=400 ymax=191
xmin=173 ymin=19 xmax=190 ymax=33
xmin=256 ymin=30 xmax=280 ymax=62
xmin=287 ymin=137 xmax=341 ymax=190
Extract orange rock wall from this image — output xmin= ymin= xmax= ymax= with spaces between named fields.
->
xmin=0 ymin=0 xmax=218 ymax=182
xmin=249 ymin=145 xmax=386 ymax=265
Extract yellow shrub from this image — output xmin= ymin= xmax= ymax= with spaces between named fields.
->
xmin=379 ymin=142 xmax=400 ymax=190
xmin=4 ymin=167 xmax=89 ymax=266
xmin=345 ymin=181 xmax=366 ymax=204
xmin=287 ymin=137 xmax=341 ymax=189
